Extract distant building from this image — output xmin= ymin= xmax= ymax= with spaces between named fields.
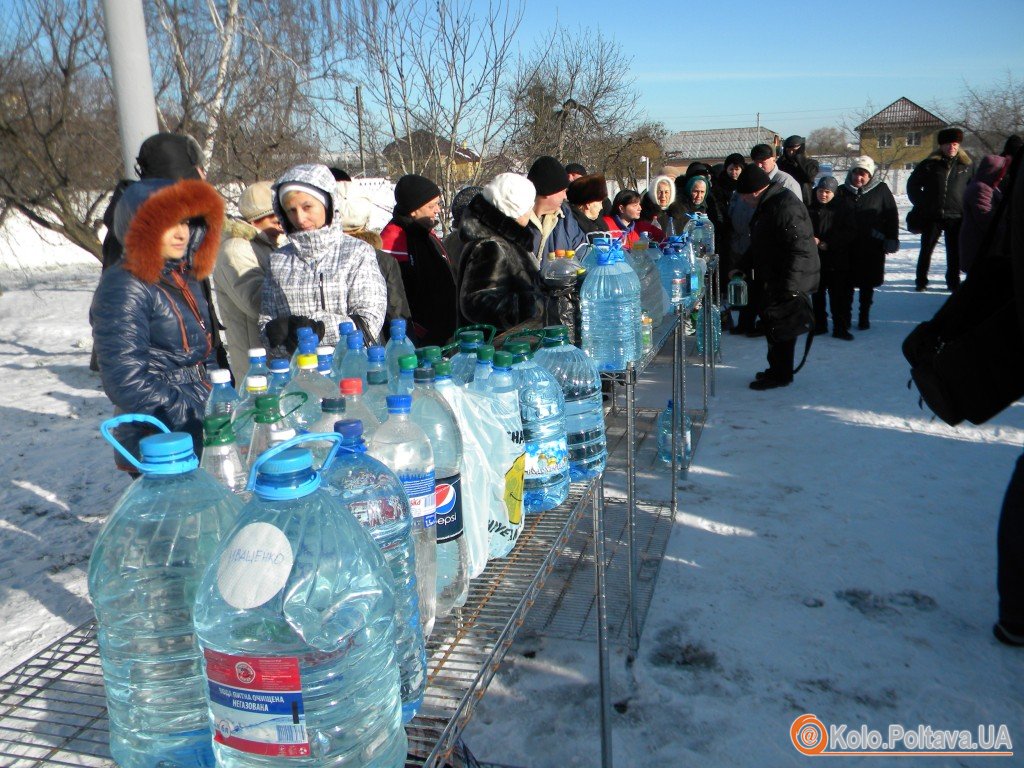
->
xmin=855 ymin=97 xmax=948 ymax=171
xmin=381 ymin=130 xmax=481 ymax=182
xmin=662 ymin=126 xmax=781 ymax=169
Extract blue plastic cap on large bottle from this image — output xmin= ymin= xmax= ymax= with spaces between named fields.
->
xmin=346 ymin=330 xmax=364 ymax=349
xmin=139 ymin=432 xmax=199 ymax=474
xmin=596 ymin=251 xmax=612 ymax=266
xmin=368 ymin=345 xmax=385 ymax=362
xmin=386 ymin=394 xmax=412 ymax=414
xmin=253 ymin=447 xmax=320 ymax=499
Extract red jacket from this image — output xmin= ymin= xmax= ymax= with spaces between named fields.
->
xmin=601 ymin=215 xmax=642 ymax=248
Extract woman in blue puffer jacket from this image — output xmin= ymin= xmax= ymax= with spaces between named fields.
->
xmin=90 ymin=178 xmax=224 ymax=469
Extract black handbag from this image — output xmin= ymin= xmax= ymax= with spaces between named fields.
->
xmin=763 ymin=292 xmax=814 ymax=343
xmin=906 ymin=207 xmax=925 ymax=235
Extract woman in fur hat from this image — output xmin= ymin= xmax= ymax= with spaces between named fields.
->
xmin=566 ymin=173 xmax=610 ymax=236
xmin=90 ymin=178 xmax=225 ymax=468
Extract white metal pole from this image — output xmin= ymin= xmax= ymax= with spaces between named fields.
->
xmin=101 ymin=0 xmax=159 ymax=179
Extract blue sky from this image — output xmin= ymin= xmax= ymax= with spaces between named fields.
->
xmin=516 ymin=0 xmax=1024 ymax=140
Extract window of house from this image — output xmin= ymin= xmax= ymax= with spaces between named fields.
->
xmin=906 ymin=132 xmax=921 ymax=147
xmin=878 ymin=133 xmax=893 ymax=148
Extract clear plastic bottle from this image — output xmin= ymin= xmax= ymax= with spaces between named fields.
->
xmin=307 ymin=397 xmax=347 ymax=464
xmin=658 ymin=234 xmax=695 ymax=309
xmin=289 ymin=326 xmax=320 ymax=376
xmin=329 ymin=320 xmax=356 ymax=380
xmin=247 ymin=348 xmax=269 ymax=379
xmin=533 ymin=327 xmax=607 ymax=482
xmin=384 ymin=318 xmax=416 ymax=381
xmin=505 ymin=342 xmax=569 ymax=513
xmin=689 ymin=212 xmax=716 ymax=259
xmin=339 ymin=377 xmax=382 ymax=439
xmin=232 ymin=375 xmax=268 ymax=463
xmin=266 ymin=359 xmax=291 ymax=394
xmin=194 ymin=441 xmax=407 ymax=767
xmin=411 ymin=365 xmax=469 ymax=617
xmin=631 ymin=233 xmax=669 ymax=325
xmin=91 ymin=415 xmax=242 ymax=768
xmin=201 ymin=414 xmax=249 ymax=495
xmin=727 ymin=274 xmax=749 ymax=307
xmin=316 ymin=345 xmax=334 ymax=377
xmin=695 ymin=305 xmax=721 ymax=356
xmin=467 ymin=344 xmax=494 ymax=393
xmin=283 ymin=354 xmax=338 ymax=433
xmin=581 ymin=248 xmax=643 ymax=371
xmin=205 ymin=368 xmax=240 ymax=417
xmin=449 ymin=330 xmax=484 ymax=385
xmin=389 ymin=353 xmax=417 ymax=396
xmin=656 ymin=399 xmax=692 ymax=465
xmin=321 ymin=420 xmax=426 ymax=723
xmin=367 ymin=394 xmax=437 ymax=639
xmin=338 ymin=330 xmax=369 ymax=385
xmin=365 ymin=346 xmax=391 ymax=423
xmin=246 ymin=393 xmax=306 ymax=468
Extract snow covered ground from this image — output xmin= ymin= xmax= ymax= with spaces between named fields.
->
xmin=1 ymin=198 xmax=1022 ymax=767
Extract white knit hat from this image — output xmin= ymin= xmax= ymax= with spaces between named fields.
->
xmin=481 ymin=173 xmax=536 ymax=219
xmin=852 ymin=155 xmax=876 ymax=177
xmin=335 ymin=182 xmax=373 ymax=230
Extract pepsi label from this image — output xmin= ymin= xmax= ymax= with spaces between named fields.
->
xmin=435 ymin=474 xmax=463 ymax=543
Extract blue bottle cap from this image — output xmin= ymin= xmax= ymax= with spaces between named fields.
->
xmin=390 ymin=318 xmax=407 ymax=335
xmin=368 ymin=345 xmax=385 ymax=362
xmin=339 ymin=321 xmax=355 ymax=336
xmin=259 ymin=446 xmax=313 ymax=475
xmin=596 ymin=251 xmax=612 ymax=266
xmin=386 ymin=394 xmax=412 ymax=413
xmin=138 ymin=432 xmax=199 ymax=473
xmin=269 ymin=358 xmax=290 ymax=371
xmin=321 ymin=397 xmax=346 ymax=413
xmin=346 ymin=330 xmax=364 ymax=349
xmin=333 ymin=419 xmax=363 ymax=439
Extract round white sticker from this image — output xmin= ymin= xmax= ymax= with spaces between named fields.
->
xmin=216 ymin=522 xmax=294 ymax=610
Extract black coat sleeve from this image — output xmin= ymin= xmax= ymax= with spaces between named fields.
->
xmin=458 ymin=238 xmax=544 ymax=331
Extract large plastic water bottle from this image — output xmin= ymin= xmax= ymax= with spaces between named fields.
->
xmin=337 ymin=330 xmax=369 ymax=385
xmin=449 ymin=330 xmax=484 ymax=385
xmin=321 ymin=420 xmax=426 ymax=723
xmin=90 ymin=415 xmax=242 ymax=768
xmin=658 ymin=234 xmax=695 ymax=309
xmin=688 ymin=213 xmax=716 ymax=259
xmin=368 ymin=394 xmax=437 ymax=638
xmin=656 ymin=399 xmax=692 ymax=465
xmin=267 ymin=359 xmax=291 ymax=394
xmin=389 ymin=353 xmax=417 ymax=396
xmin=385 ymin=318 xmax=416 ymax=381
xmin=365 ymin=346 xmax=390 ymax=423
xmin=581 ymin=248 xmax=643 ymax=370
xmin=201 ymin=414 xmax=249 ymax=494
xmin=194 ymin=437 xmax=407 ymax=767
xmin=533 ymin=326 xmax=607 ymax=481
xmin=329 ymin=320 xmax=356 ymax=379
xmin=206 ymin=368 xmax=240 ymax=417
xmin=339 ymin=377 xmax=382 ymax=439
xmin=283 ymin=354 xmax=338 ymax=432
xmin=467 ymin=344 xmax=494 ymax=393
xmin=247 ymin=348 xmax=269 ymax=378
xmin=630 ymin=234 xmax=669 ymax=325
xmin=505 ymin=342 xmax=569 ymax=513
xmin=411 ymin=365 xmax=469 ymax=617
xmin=307 ymin=397 xmax=347 ymax=463
xmin=695 ymin=305 xmax=722 ymax=356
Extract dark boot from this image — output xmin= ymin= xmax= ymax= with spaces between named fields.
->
xmin=833 ymin=325 xmax=854 ymax=341
xmin=858 ymin=310 xmax=870 ymax=331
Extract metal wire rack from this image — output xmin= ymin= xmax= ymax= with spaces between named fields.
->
xmin=0 ymin=480 xmax=598 ymax=768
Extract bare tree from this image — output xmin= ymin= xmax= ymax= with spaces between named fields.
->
xmin=0 ymin=0 xmax=119 ymax=261
xmin=951 ymin=71 xmax=1024 ymax=154
xmin=806 ymin=126 xmax=853 ymax=157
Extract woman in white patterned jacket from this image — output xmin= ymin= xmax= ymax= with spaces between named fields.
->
xmin=259 ymin=163 xmax=387 ymax=358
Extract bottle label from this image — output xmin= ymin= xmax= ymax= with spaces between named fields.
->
xmin=401 ymin=471 xmax=436 ymax=528
xmin=524 ymin=437 xmax=568 ymax=480
xmin=216 ymin=523 xmax=294 ymax=610
xmin=435 ymin=473 xmax=464 ymax=543
xmin=503 ymin=453 xmax=526 ymax=526
xmin=203 ymin=649 xmax=309 ymax=757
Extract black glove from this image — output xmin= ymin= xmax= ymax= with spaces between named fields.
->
xmin=265 ymin=316 xmax=290 ymax=349
xmin=284 ymin=315 xmax=326 ymax=355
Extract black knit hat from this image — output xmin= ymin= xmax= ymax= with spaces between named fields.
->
xmin=750 ymin=144 xmax=774 ymax=162
xmin=566 ymin=174 xmax=607 ymax=205
xmin=527 ymin=156 xmax=570 ymax=196
xmin=450 ymin=185 xmax=483 ymax=225
xmin=783 ymin=135 xmax=805 ymax=149
xmin=136 ymin=133 xmax=204 ymax=180
xmin=724 ymin=152 xmax=745 ymax=168
xmin=1002 ymin=135 xmax=1023 ymax=158
xmin=685 ymin=162 xmax=712 ymax=179
xmin=564 ymin=162 xmax=587 ymax=177
xmin=815 ymin=175 xmax=838 ymax=193
xmin=937 ymin=127 xmax=964 ymax=145
xmin=736 ymin=164 xmax=771 ymax=194
xmin=394 ymin=174 xmax=441 ymax=215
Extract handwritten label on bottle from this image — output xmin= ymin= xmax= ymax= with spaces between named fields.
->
xmin=216 ymin=522 xmax=294 ymax=610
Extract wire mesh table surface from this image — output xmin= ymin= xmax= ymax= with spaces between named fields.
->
xmin=0 ymin=480 xmax=597 ymax=768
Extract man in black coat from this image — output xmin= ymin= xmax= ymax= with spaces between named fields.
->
xmin=777 ymin=135 xmax=820 ymax=207
xmin=907 ymin=127 xmax=974 ymax=291
xmin=739 ymin=165 xmax=820 ymax=389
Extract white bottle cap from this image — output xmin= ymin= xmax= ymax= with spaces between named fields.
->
xmin=246 ymin=375 xmax=268 ymax=391
xmin=248 ymin=347 xmax=266 ymax=358
xmin=316 ymin=346 xmax=333 ymax=356
xmin=269 ymin=428 xmax=297 ymax=445
xmin=210 ymin=369 xmax=231 ymax=384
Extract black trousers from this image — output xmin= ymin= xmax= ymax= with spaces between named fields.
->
xmin=765 ymin=336 xmax=796 ymax=382
xmin=998 ymin=452 xmax=1024 ymax=629
xmin=812 ymin=270 xmax=853 ymax=331
xmin=916 ymin=218 xmax=962 ymax=290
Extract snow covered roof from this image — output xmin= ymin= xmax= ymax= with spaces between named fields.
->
xmin=382 ymin=130 xmax=481 ymax=164
xmin=855 ymin=97 xmax=947 ymax=132
xmin=662 ymin=126 xmax=781 ymax=162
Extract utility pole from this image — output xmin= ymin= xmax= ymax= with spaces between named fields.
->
xmin=356 ymin=85 xmax=366 ymax=176
xmin=101 ymin=0 xmax=159 ymax=179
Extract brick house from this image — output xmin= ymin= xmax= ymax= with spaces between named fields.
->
xmin=855 ymin=97 xmax=948 ymax=171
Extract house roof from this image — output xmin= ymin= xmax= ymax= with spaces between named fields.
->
xmin=382 ymin=130 xmax=481 ymax=163
xmin=663 ymin=126 xmax=780 ymax=160
xmin=855 ymin=97 xmax=946 ymax=132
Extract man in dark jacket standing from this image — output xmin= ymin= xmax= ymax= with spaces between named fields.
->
xmin=908 ymin=127 xmax=974 ymax=291
xmin=739 ymin=165 xmax=820 ymax=390
xmin=777 ymin=135 xmax=820 ymax=207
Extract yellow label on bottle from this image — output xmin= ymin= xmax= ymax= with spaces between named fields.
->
xmin=504 ymin=453 xmax=526 ymax=525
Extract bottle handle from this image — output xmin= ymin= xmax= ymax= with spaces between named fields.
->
xmin=278 ymin=391 xmax=309 ymax=420
xmin=245 ymin=431 xmax=342 ymax=491
xmin=100 ymin=414 xmax=172 ymax=472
